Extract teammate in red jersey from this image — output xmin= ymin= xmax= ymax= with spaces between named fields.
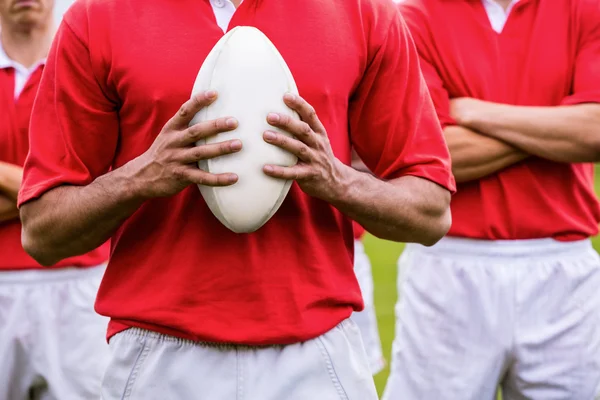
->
xmin=385 ymin=0 xmax=600 ymax=398
xmin=18 ymin=0 xmax=455 ymax=397
xmin=0 ymin=0 xmax=110 ymax=398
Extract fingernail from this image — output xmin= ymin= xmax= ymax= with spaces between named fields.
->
xmin=264 ymin=165 xmax=274 ymax=173
xmin=263 ymin=131 xmax=276 ymax=140
xmin=230 ymin=140 xmax=242 ymax=150
xmin=206 ymin=90 xmax=217 ymax=99
xmin=284 ymin=93 xmax=296 ymax=101
xmin=226 ymin=118 xmax=237 ymax=128
xmin=267 ymin=113 xmax=280 ymax=123
xmin=228 ymin=174 xmax=238 ymax=183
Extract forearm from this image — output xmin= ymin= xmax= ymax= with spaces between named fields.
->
xmin=445 ymin=125 xmax=528 ymax=182
xmin=0 ymin=162 xmax=23 ymax=200
xmin=0 ymin=194 xmax=19 ymax=223
xmin=20 ymin=163 xmax=145 ymax=266
xmin=464 ymin=103 xmax=600 ymax=163
xmin=331 ymin=167 xmax=451 ymax=245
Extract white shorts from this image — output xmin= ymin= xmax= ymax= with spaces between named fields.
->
xmin=0 ymin=265 xmax=111 ymax=400
xmin=101 ymin=319 xmax=378 ymax=400
xmin=383 ymin=237 xmax=600 ymax=400
xmin=350 ymin=240 xmax=386 ymax=375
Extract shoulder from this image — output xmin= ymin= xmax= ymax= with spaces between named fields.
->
xmin=62 ymin=0 xmax=132 ymax=41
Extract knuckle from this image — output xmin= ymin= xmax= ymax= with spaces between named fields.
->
xmin=173 ymin=168 xmax=188 ymax=181
xmin=220 ymin=141 xmax=232 ymax=153
xmin=301 ymin=123 xmax=312 ymax=135
xmin=193 ymin=147 xmax=206 ymax=160
xmin=179 ymin=105 xmax=190 ymax=118
xmin=298 ymin=145 xmax=310 ymax=157
xmin=279 ymin=115 xmax=291 ymax=126
xmin=186 ymin=127 xmax=198 ymax=141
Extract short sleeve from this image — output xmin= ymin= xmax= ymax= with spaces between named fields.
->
xmin=399 ymin=1 xmax=456 ymax=128
xmin=349 ymin=9 xmax=455 ymax=193
xmin=18 ymin=13 xmax=119 ymax=207
xmin=562 ymin=0 xmax=600 ymax=106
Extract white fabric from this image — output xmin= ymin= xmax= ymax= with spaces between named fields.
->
xmin=350 ymin=240 xmax=386 ymax=375
xmin=384 ymin=237 xmax=600 ymax=400
xmin=482 ymin=0 xmax=520 ymax=33
xmin=0 ymin=43 xmax=44 ymax=99
xmin=101 ymin=320 xmax=378 ymax=400
xmin=0 ymin=266 xmax=111 ymax=400
xmin=209 ymin=0 xmax=244 ymax=33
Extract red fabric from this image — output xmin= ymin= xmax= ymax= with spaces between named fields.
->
xmin=353 ymin=222 xmax=366 ymax=240
xmin=400 ymin=0 xmax=600 ymax=241
xmin=0 ymin=68 xmax=108 ymax=270
xmin=20 ymin=0 xmax=453 ymax=344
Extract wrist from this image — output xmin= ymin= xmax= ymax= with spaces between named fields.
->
xmin=325 ymin=160 xmax=359 ymax=205
xmin=97 ymin=157 xmax=151 ymax=205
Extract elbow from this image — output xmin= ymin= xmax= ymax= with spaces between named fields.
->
xmin=419 ymin=206 xmax=452 ymax=247
xmin=589 ymin=136 xmax=600 ymax=162
xmin=417 ymin=187 xmax=452 ymax=247
xmin=20 ymin=208 xmax=62 ymax=267
xmin=21 ymin=228 xmax=60 ymax=267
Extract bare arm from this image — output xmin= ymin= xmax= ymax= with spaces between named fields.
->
xmin=0 ymin=194 xmax=19 ymax=223
xmin=452 ymin=99 xmax=600 ymax=163
xmin=21 ymin=92 xmax=242 ymax=266
xmin=332 ymin=171 xmax=451 ymax=245
xmin=445 ymin=125 xmax=528 ymax=183
xmin=264 ymin=94 xmax=451 ymax=246
xmin=0 ymin=162 xmax=23 ymax=200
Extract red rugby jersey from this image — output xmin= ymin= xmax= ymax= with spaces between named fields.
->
xmin=399 ymin=0 xmax=600 ymax=241
xmin=20 ymin=0 xmax=454 ymax=344
xmin=0 ymin=67 xmax=109 ymax=270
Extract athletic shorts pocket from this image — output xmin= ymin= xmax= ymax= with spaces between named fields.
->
xmin=101 ymin=330 xmax=152 ymax=400
xmin=315 ymin=320 xmax=379 ymax=400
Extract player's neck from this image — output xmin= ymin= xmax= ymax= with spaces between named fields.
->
xmin=0 ymin=21 xmax=54 ymax=68
xmin=492 ymin=0 xmax=513 ymax=11
xmin=231 ymin=0 xmax=242 ymax=8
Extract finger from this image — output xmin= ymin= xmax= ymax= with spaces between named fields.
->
xmin=266 ymin=113 xmax=318 ymax=148
xmin=263 ymin=131 xmax=312 ymax=162
xmin=177 ymin=117 xmax=238 ymax=146
xmin=282 ymin=93 xmax=327 ymax=135
xmin=177 ymin=140 xmax=242 ymax=164
xmin=165 ymin=90 xmax=218 ymax=130
xmin=178 ymin=167 xmax=238 ymax=187
xmin=262 ymin=164 xmax=313 ymax=181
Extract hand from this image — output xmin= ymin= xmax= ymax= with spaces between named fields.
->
xmin=450 ymin=97 xmax=490 ymax=127
xmin=262 ymin=93 xmax=349 ymax=202
xmin=129 ymin=91 xmax=242 ymax=199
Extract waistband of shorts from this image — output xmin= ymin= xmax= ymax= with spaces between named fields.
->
xmin=0 ymin=263 xmax=107 ymax=284
xmin=114 ymin=319 xmax=355 ymax=350
xmin=405 ymin=237 xmax=595 ymax=259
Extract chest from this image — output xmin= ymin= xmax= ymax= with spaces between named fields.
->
xmin=0 ymin=69 xmax=41 ymax=164
xmin=429 ymin=0 xmax=577 ymax=104
xmin=103 ymin=0 xmax=365 ymax=165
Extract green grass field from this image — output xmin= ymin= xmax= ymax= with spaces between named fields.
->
xmin=364 ymin=166 xmax=600 ymax=397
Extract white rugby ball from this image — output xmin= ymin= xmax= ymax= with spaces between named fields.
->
xmin=189 ymin=26 xmax=300 ymax=233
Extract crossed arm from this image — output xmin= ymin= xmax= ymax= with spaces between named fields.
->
xmin=447 ymin=99 xmax=600 ymax=183
xmin=0 ymin=161 xmax=23 ymax=222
